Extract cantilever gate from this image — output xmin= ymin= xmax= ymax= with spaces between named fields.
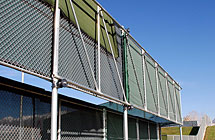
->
xmin=0 ymin=0 xmax=182 ymax=140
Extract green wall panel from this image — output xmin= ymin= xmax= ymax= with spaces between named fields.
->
xmin=145 ymin=55 xmax=158 ymax=113
xmin=167 ymin=77 xmax=176 ymax=121
xmin=158 ymin=67 xmax=168 ymax=118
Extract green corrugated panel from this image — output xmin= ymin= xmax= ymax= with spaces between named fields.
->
xmin=139 ymin=121 xmax=149 ymax=140
xmin=128 ymin=118 xmax=137 ymax=140
xmin=158 ymin=67 xmax=168 ymax=118
xmin=107 ymin=113 xmax=123 ymax=140
xmin=149 ymin=123 xmax=158 ymax=140
xmin=145 ymin=55 xmax=158 ymax=114
xmin=43 ymin=0 xmax=118 ymax=57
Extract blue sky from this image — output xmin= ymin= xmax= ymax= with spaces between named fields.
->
xmin=96 ymin=0 xmax=215 ymax=119
xmin=0 ymin=0 xmax=215 ymax=120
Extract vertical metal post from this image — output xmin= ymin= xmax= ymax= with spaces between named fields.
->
xmin=103 ymin=108 xmax=107 ymax=140
xmin=123 ymin=106 xmax=128 ymax=140
xmin=179 ymin=125 xmax=183 ymax=140
xmin=173 ymin=81 xmax=177 ymax=122
xmin=97 ymin=6 xmax=101 ymax=92
xmin=148 ymin=122 xmax=151 ymax=140
xmin=142 ymin=50 xmax=147 ymax=110
xmin=19 ymin=72 xmax=24 ymax=140
xmin=58 ymin=100 xmax=61 ymax=140
xmin=165 ymin=73 xmax=170 ymax=119
xmin=51 ymin=0 xmax=60 ymax=139
xmin=157 ymin=124 xmax=159 ymax=140
xmin=179 ymin=85 xmax=183 ymax=123
xmin=155 ymin=63 xmax=160 ymax=115
xmin=123 ymin=31 xmax=129 ymax=102
xmin=136 ymin=119 xmax=140 ymax=140
xmin=159 ymin=125 xmax=162 ymax=140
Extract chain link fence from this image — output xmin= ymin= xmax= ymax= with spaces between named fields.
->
xmin=0 ymin=0 xmax=53 ymax=78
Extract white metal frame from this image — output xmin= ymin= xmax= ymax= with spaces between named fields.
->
xmin=103 ymin=108 xmax=107 ymax=140
xmin=58 ymin=100 xmax=61 ymax=140
xmin=155 ymin=63 xmax=160 ymax=116
xmin=51 ymin=0 xmax=60 ymax=139
xmin=165 ymin=73 xmax=170 ymax=119
xmin=97 ymin=6 xmax=101 ymax=92
xmin=142 ymin=50 xmax=147 ymax=110
xmin=136 ymin=119 xmax=140 ymax=140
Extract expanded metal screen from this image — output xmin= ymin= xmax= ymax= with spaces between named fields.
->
xmin=58 ymin=15 xmax=124 ymax=100
xmin=0 ymin=0 xmax=53 ymax=78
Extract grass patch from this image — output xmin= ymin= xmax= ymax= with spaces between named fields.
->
xmin=161 ymin=126 xmax=199 ymax=135
xmin=204 ymin=126 xmax=215 ymax=140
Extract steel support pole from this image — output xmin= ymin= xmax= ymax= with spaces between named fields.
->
xmin=155 ymin=63 xmax=160 ymax=115
xmin=165 ymin=73 xmax=170 ymax=119
xmin=97 ymin=6 xmax=101 ymax=92
xmin=103 ymin=108 xmax=107 ymax=140
xmin=123 ymin=106 xmax=128 ymax=140
xmin=148 ymin=122 xmax=151 ymax=140
xmin=51 ymin=0 xmax=60 ymax=139
xmin=142 ymin=50 xmax=147 ymax=110
xmin=136 ymin=119 xmax=140 ymax=140
xmin=179 ymin=125 xmax=183 ymax=140
xmin=51 ymin=80 xmax=58 ymax=140
xmin=19 ymin=72 xmax=24 ymax=140
xmin=58 ymin=100 xmax=61 ymax=140
xmin=179 ymin=85 xmax=183 ymax=123
xmin=173 ymin=81 xmax=177 ymax=122
xmin=157 ymin=124 xmax=159 ymax=140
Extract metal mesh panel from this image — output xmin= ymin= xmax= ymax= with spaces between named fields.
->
xmin=100 ymin=23 xmax=123 ymax=100
xmin=60 ymin=102 xmax=104 ymax=140
xmin=59 ymin=16 xmax=124 ymax=100
xmin=0 ymin=89 xmax=51 ymax=140
xmin=0 ymin=0 xmax=53 ymax=77
xmin=59 ymin=17 xmax=97 ymax=89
